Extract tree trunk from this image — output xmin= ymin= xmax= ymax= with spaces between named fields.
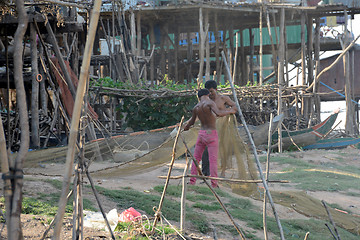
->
xmin=9 ymin=0 xmax=29 ymax=239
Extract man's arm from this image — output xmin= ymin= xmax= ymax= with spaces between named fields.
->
xmin=223 ymin=96 xmax=237 ymax=112
xmin=184 ymin=108 xmax=197 ymax=131
xmin=210 ymin=101 xmax=236 ymax=117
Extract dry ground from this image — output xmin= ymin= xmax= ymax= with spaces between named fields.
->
xmin=0 ymin=147 xmax=359 ymax=239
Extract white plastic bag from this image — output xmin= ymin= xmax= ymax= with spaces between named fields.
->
xmin=84 ymin=208 xmax=119 ymax=232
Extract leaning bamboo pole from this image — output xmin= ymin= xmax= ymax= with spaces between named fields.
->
xmin=153 ymin=117 xmax=184 ymax=228
xmin=263 ymin=113 xmax=273 ymax=240
xmin=53 ymin=0 xmax=102 ymax=238
xmin=222 ymin=51 xmax=285 ymax=240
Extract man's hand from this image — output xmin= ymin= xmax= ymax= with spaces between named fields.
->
xmin=184 ymin=125 xmax=190 ymax=131
xmin=229 ymin=108 xmax=237 ymax=114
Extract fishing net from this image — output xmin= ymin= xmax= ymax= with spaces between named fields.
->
xmin=21 ymin=124 xmax=199 ymax=177
xmin=216 ymin=115 xmax=259 ymax=195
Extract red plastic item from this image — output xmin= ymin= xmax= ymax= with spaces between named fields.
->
xmin=118 ymin=207 xmax=142 ymax=222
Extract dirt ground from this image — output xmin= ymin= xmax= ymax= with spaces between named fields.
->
xmin=1 ymin=147 xmax=359 ymax=239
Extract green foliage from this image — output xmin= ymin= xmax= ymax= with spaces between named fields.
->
xmin=92 ymin=77 xmax=199 ymax=131
xmin=119 ymin=96 xmax=197 ymax=131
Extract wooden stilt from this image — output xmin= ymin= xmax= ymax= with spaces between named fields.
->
xmin=150 ymin=22 xmax=155 ymax=84
xmin=187 ymin=30 xmax=193 ymax=83
xmin=198 ymin=8 xmax=205 ymax=86
xmin=301 ymin=11 xmax=306 ymax=86
xmin=175 ymin=25 xmax=179 ymax=82
xmin=277 ymin=8 xmax=285 ymax=153
xmin=249 ymin=28 xmax=254 ymax=84
xmin=259 ymin=4 xmax=263 ymax=85
xmin=205 ymin=10 xmax=210 ymax=81
xmin=30 ymin=23 xmax=40 ymax=148
xmin=314 ymin=18 xmax=321 ymax=122
xmin=215 ymin=13 xmax=220 ymax=84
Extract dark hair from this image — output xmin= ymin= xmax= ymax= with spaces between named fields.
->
xmin=197 ymin=89 xmax=210 ymax=98
xmin=205 ymin=80 xmax=217 ymax=90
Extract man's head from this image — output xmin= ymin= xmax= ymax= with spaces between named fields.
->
xmin=204 ymin=80 xmax=217 ymax=99
xmin=197 ymin=88 xmax=210 ymax=99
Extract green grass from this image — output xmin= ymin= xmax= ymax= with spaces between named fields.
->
xmin=95 ymin=186 xmax=181 ymax=221
xmin=272 ymin=169 xmax=360 ymax=192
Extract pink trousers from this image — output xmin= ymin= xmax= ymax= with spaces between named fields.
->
xmin=190 ymin=130 xmax=219 ymax=187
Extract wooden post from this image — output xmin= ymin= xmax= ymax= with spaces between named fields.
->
xmin=187 ymin=31 xmax=193 ymax=83
xmin=314 ymin=18 xmax=321 ymax=122
xmin=150 ymin=22 xmax=155 ymax=84
xmin=265 ymin=7 xmax=278 ymax=82
xmin=205 ymin=10 xmax=210 ymax=81
xmin=240 ymin=29 xmax=247 ymax=86
xmin=229 ymin=22 xmax=234 ymax=78
xmin=198 ymin=8 xmax=205 ymax=86
xmin=136 ymin=12 xmax=141 ymax=57
xmin=30 ymin=23 xmax=40 ymax=148
xmin=277 ymin=8 xmax=285 ymax=153
xmin=215 ymin=13 xmax=220 ymax=83
xmin=130 ymin=11 xmax=136 ymax=56
xmin=53 ymin=0 xmax=102 ymax=238
xmin=9 ymin=0 xmax=29 ymax=238
xmin=301 ymin=11 xmax=306 ymax=86
xmin=259 ymin=4 xmax=263 ymax=85
xmin=175 ymin=25 xmax=179 ymax=82
xmin=307 ymin=16 xmax=314 ymax=86
xmin=232 ymin=32 xmax=239 ymax=84
xmin=249 ymin=28 xmax=254 ymax=84
xmin=344 ymin=11 xmax=355 ymax=135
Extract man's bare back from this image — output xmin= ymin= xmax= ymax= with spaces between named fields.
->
xmin=184 ymin=89 xmax=236 ymax=131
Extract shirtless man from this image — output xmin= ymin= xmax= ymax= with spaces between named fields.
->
xmin=184 ymin=89 xmax=236 ymax=188
xmin=202 ymin=80 xmax=237 ymax=177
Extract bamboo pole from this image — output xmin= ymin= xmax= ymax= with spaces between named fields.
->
xmin=158 ymin=175 xmax=288 ymax=183
xmin=322 ymin=200 xmax=341 ymax=240
xmin=153 ymin=117 xmax=184 ymax=228
xmin=179 ymin=134 xmax=246 ymax=240
xmin=86 ymin=169 xmax=116 ymax=239
xmin=180 ymin=151 xmax=191 ymax=232
xmin=263 ymin=113 xmax=273 ymax=240
xmin=53 ymin=0 xmax=102 ymax=238
xmin=221 ymin=51 xmax=285 ymax=240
